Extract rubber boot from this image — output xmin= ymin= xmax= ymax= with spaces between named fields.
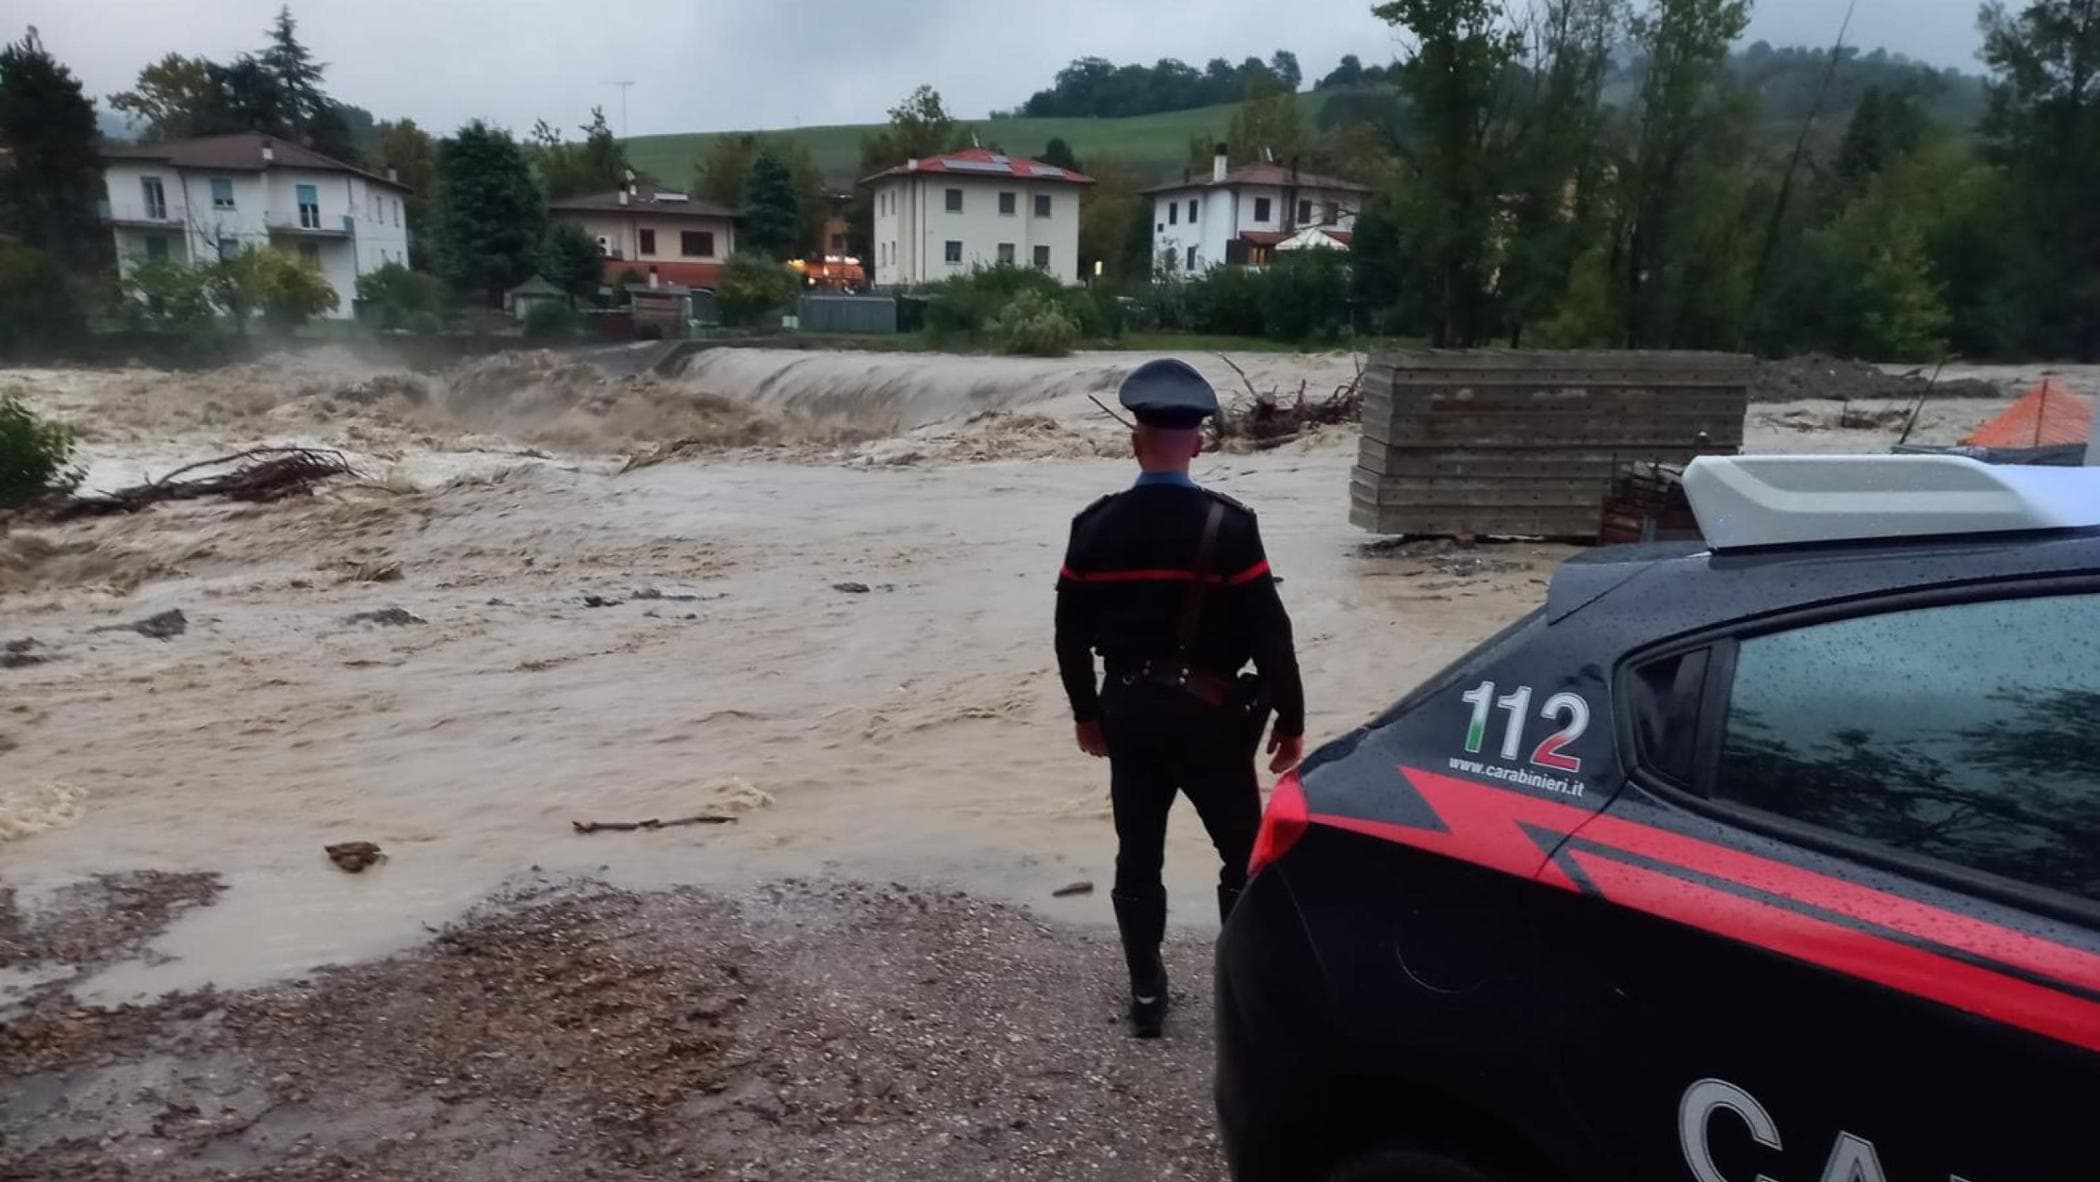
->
xmin=1111 ymin=888 xmax=1168 ymax=1038
xmin=1217 ymin=883 xmax=1243 ymax=925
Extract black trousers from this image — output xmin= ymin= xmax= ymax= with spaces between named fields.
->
xmin=1099 ymin=678 xmax=1263 ymax=898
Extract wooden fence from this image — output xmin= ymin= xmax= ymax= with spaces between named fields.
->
xmin=1352 ymin=350 xmax=1753 ymax=540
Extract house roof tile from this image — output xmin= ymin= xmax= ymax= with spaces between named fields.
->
xmin=1142 ymin=162 xmax=1374 ymax=196
xmin=550 ymin=187 xmax=740 ymax=218
xmin=102 ymin=133 xmax=410 ymax=191
xmin=859 ymin=147 xmax=1093 ymax=187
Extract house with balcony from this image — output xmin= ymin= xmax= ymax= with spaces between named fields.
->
xmin=100 ymin=133 xmax=412 ymax=319
xmin=1144 ymin=148 xmax=1372 ymax=276
xmin=550 ymin=183 xmax=739 ymax=290
xmin=861 ymin=148 xmax=1093 ymax=287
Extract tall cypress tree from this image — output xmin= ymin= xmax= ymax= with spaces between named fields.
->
xmin=740 ymin=146 xmax=801 ymax=259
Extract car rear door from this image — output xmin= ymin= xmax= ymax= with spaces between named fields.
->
xmin=1540 ymin=585 xmax=2100 ymax=1181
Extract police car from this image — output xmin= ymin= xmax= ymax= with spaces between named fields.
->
xmin=1216 ymin=455 xmax=2100 ymax=1182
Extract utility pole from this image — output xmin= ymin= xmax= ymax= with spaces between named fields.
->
xmin=605 ymin=81 xmax=635 ymax=137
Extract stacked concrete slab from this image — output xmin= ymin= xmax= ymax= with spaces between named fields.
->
xmin=1352 ymin=350 xmax=1753 ymax=540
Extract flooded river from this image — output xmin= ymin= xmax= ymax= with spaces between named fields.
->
xmin=0 ymin=346 xmax=2019 ymax=1003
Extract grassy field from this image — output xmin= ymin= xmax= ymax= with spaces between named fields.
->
xmin=621 ymin=93 xmax=1336 ymax=188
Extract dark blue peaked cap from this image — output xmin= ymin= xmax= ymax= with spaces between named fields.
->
xmin=1118 ymin=358 xmax=1218 ymax=429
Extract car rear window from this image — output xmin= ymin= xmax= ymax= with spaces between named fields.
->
xmin=1717 ymin=592 xmax=2100 ymax=905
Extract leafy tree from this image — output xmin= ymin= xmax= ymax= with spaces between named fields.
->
xmin=109 ymin=53 xmax=215 ymax=140
xmin=0 ymin=28 xmax=106 ymax=270
xmin=1498 ymin=0 xmax=1620 ymax=344
xmin=205 ymin=55 xmax=291 ymax=135
xmin=0 ymin=244 xmax=85 ymax=354
xmin=354 ymin=261 xmax=450 ymax=330
xmin=694 ymin=133 xmax=764 ymax=207
xmin=122 ymin=257 xmax=218 ymax=331
xmin=1224 ymin=73 xmax=1307 ymax=166
xmin=1270 ymin=50 xmax=1305 ymax=92
xmin=1835 ymin=86 xmax=1932 ymax=194
xmin=373 ymin=119 xmax=436 ymax=266
xmin=1976 ymin=0 xmax=2100 ymax=359
xmin=1040 ymin=136 xmax=1082 ymax=171
xmin=0 ymin=390 xmax=81 ymax=506
xmin=433 ymin=121 xmax=546 ymax=307
xmin=1079 ymin=163 xmax=1144 ymax=281
xmin=714 ymin=250 xmax=798 ymax=326
xmin=1614 ymin=0 xmax=1753 ymax=346
xmin=1349 ymin=192 xmax=1407 ymax=316
xmin=1018 ymin=51 xmax=1305 ymax=117
xmin=1322 ymin=54 xmax=1368 ymax=89
xmin=538 ymin=220 xmax=603 ymax=301
xmin=860 ymin=85 xmax=966 ymax=168
xmin=529 ymin=107 xmax=630 ymax=200
xmin=1375 ymin=0 xmax=1522 ymax=346
xmin=695 ymin=133 xmax=825 ymax=255
xmin=252 ymin=248 xmax=339 ymax=330
xmin=740 ymin=146 xmax=801 ymax=260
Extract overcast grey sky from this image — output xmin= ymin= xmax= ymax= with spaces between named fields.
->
xmin=17 ymin=0 xmax=1991 ymax=140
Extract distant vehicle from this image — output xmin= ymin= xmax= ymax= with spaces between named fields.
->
xmin=1217 ymin=456 xmax=2100 ymax=1182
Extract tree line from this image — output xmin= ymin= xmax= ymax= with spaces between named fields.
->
xmin=1004 ymin=51 xmax=1305 ymax=119
xmin=1309 ymin=0 xmax=2100 ymax=362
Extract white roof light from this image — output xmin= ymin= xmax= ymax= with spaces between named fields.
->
xmin=1683 ymin=455 xmax=2099 ymax=551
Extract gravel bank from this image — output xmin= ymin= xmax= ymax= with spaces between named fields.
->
xmin=1 ymin=879 xmax=1227 ymax=1181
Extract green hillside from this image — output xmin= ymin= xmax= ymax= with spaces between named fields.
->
xmin=620 ymin=93 xmax=1333 ymax=188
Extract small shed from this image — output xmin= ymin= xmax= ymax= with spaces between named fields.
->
xmin=507 ymin=276 xmax=569 ymax=322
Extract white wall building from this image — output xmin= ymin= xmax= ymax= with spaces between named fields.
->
xmin=1145 ymin=150 xmax=1374 ymax=277
xmin=864 ymin=148 xmax=1092 ymax=286
xmin=100 ymin=133 xmax=413 ymax=320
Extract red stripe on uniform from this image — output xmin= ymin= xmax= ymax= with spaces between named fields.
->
xmin=1228 ymin=559 xmax=1272 ymax=584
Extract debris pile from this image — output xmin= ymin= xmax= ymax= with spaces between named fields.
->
xmin=1749 ymin=355 xmax=2000 ymax=403
xmin=21 ymin=448 xmax=357 ymax=523
xmin=1208 ymin=354 xmax=1364 ymax=450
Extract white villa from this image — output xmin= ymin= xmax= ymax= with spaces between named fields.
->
xmin=99 ymin=133 xmax=413 ymax=319
xmin=1145 ymin=149 xmax=1373 ymax=276
xmin=863 ymin=148 xmax=1092 ymax=286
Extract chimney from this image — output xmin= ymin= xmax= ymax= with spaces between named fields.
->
xmin=260 ymin=141 xmax=274 ymax=164
xmin=618 ymin=188 xmax=629 ymax=206
xmin=1212 ymin=144 xmax=1228 ymax=184
xmin=387 ymin=167 xmax=399 ymax=184
xmin=647 ymin=267 xmax=660 ymax=290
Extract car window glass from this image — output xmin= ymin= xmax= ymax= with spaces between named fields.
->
xmin=1719 ymin=593 xmax=2100 ymax=903
xmin=1628 ymin=648 xmax=1708 ymax=785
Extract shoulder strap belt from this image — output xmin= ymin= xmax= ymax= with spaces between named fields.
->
xmin=1175 ymin=499 xmax=1227 ymax=656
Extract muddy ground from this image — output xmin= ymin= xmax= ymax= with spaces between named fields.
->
xmin=2 ymin=879 xmax=1223 ymax=1181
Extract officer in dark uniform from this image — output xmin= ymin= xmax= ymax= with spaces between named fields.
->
xmin=1054 ymin=358 xmax=1306 ymax=1038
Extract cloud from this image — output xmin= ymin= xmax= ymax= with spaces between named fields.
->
xmin=15 ymin=0 xmax=1987 ymax=139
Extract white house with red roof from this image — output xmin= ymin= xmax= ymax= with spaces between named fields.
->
xmin=862 ymin=148 xmax=1093 ymax=286
xmin=1143 ymin=147 xmax=1372 ymax=276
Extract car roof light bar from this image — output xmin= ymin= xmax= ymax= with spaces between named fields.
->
xmin=1682 ymin=454 xmax=2099 ymax=551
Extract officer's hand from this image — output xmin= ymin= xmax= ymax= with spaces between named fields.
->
xmin=1266 ymin=728 xmax=1304 ymax=774
xmin=1075 ymin=720 xmax=1109 ymax=758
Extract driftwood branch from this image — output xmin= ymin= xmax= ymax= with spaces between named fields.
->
xmin=1207 ymin=357 xmax=1364 ymax=450
xmin=570 ymin=814 xmax=739 ymax=834
xmin=1087 ymin=394 xmax=1135 ymax=429
xmin=29 ymin=448 xmax=357 ymax=523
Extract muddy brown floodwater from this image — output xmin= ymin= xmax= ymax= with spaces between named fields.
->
xmin=0 ymin=345 xmax=2030 ymax=1178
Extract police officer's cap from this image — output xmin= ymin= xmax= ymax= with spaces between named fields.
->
xmin=1118 ymin=358 xmax=1218 ymax=429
